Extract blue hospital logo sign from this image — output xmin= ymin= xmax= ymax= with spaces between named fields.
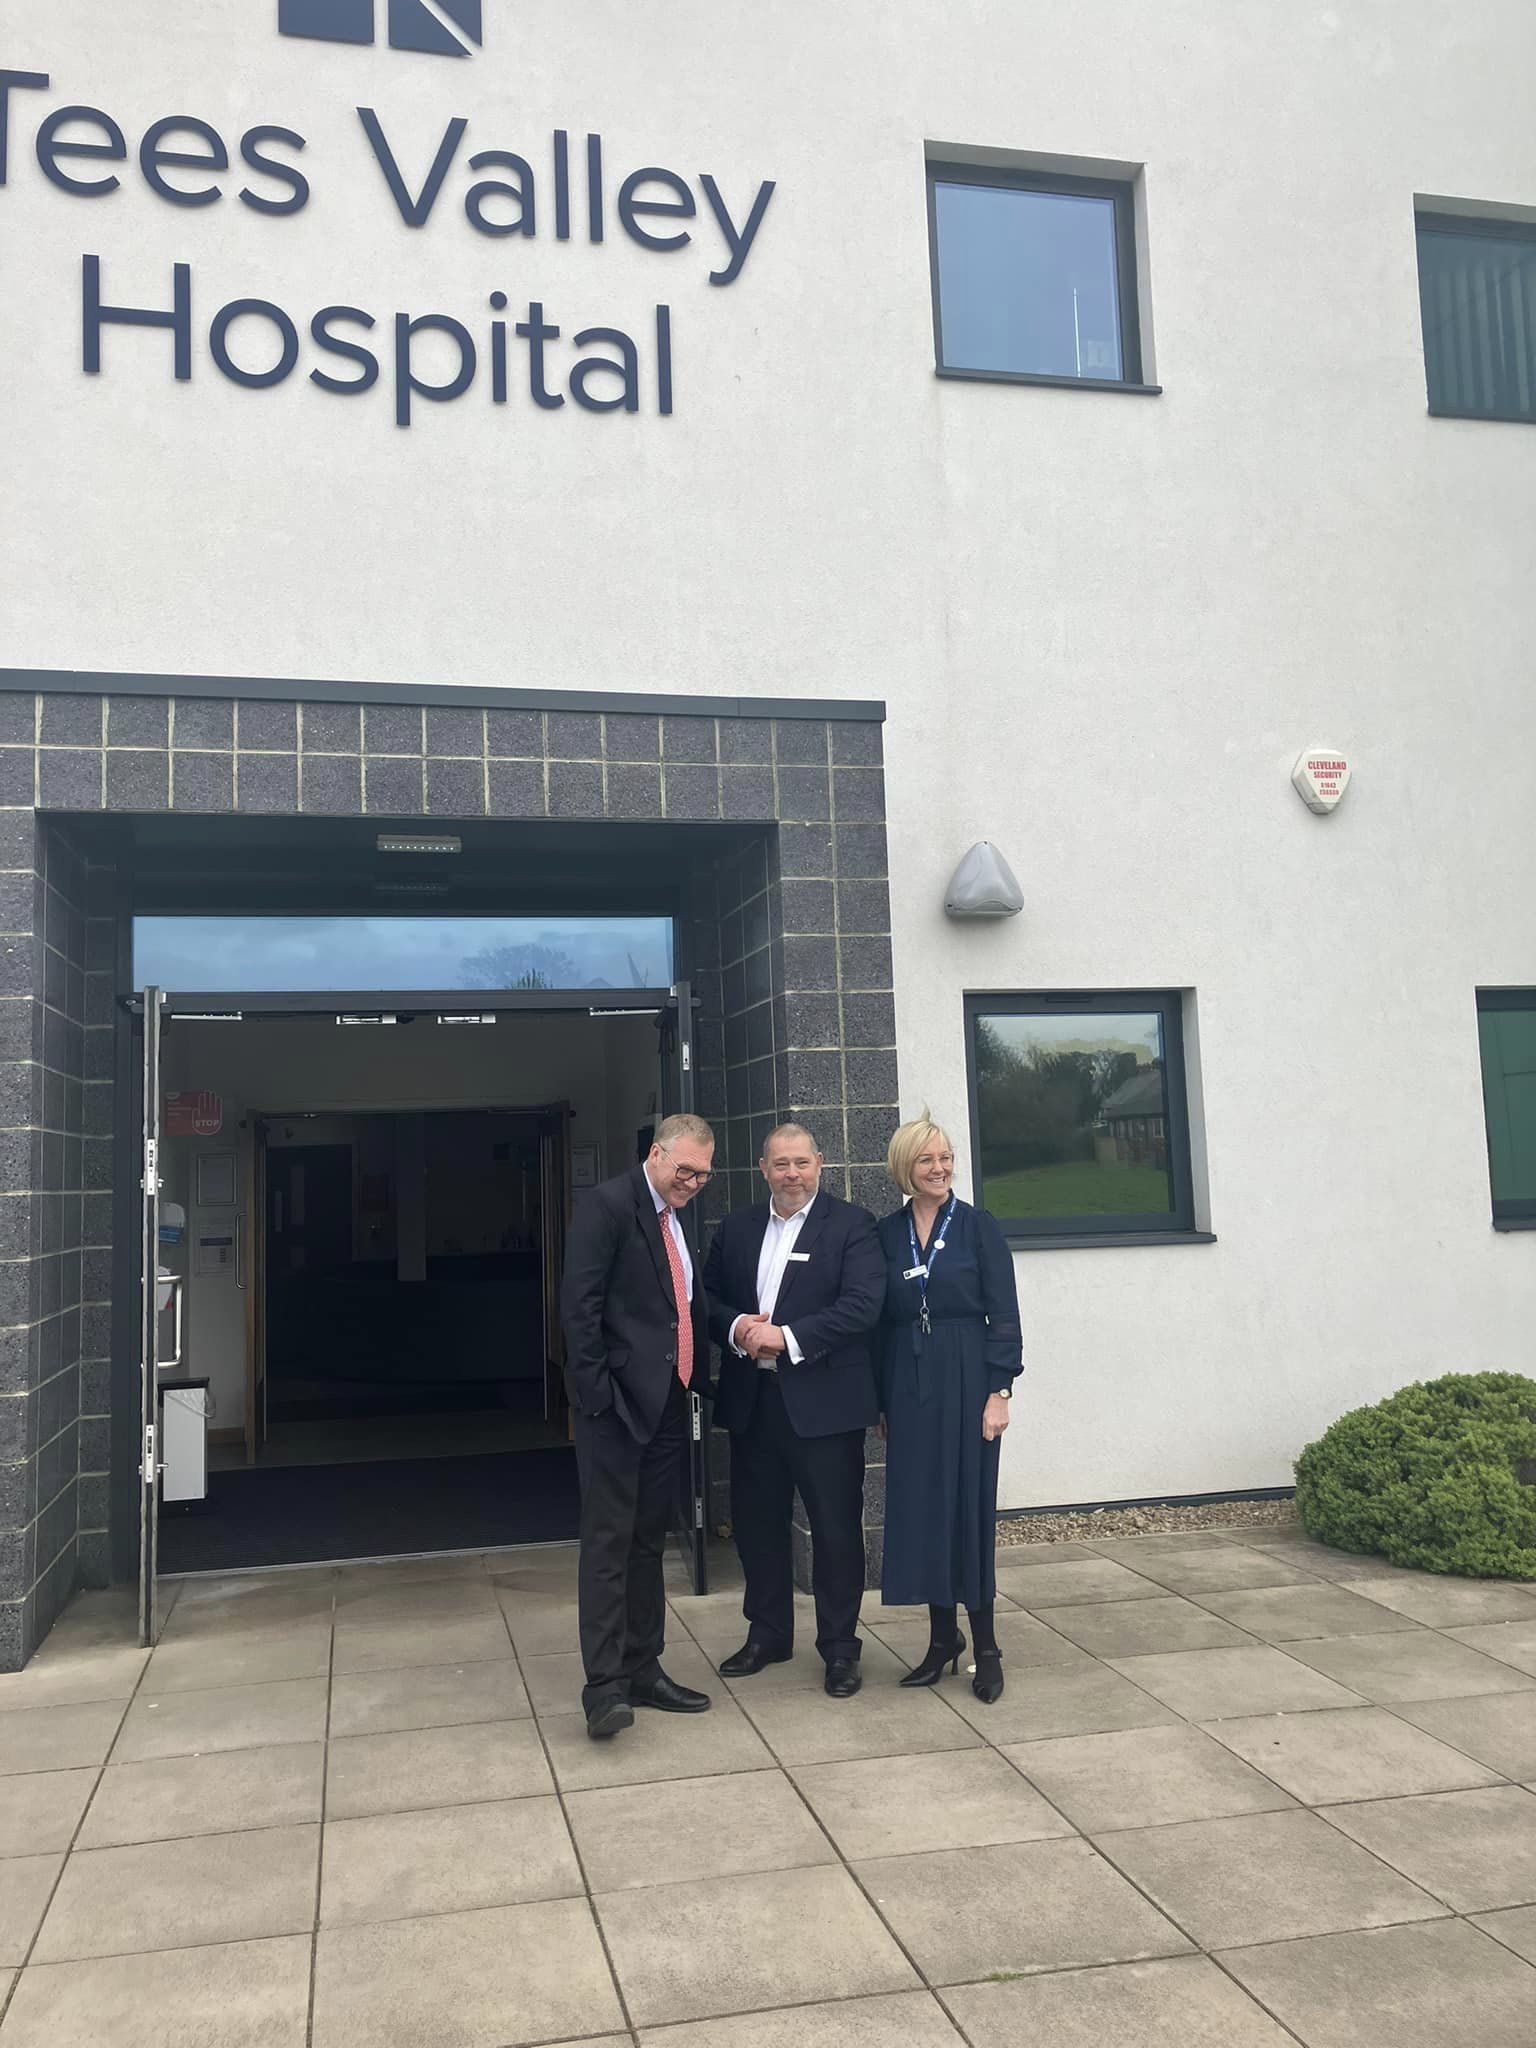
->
xmin=278 ymin=0 xmax=484 ymax=58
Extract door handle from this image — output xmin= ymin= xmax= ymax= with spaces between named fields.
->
xmin=156 ymin=1276 xmax=184 ymax=1372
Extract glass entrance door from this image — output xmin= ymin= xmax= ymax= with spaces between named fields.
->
xmin=658 ymin=982 xmax=709 ymax=1595
xmin=137 ymin=987 xmax=166 ymax=1646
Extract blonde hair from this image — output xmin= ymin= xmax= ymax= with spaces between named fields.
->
xmin=886 ymin=1111 xmax=955 ymax=1198
xmin=655 ymin=1113 xmax=715 ymax=1151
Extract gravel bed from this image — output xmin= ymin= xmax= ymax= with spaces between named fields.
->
xmin=996 ymin=1496 xmax=1300 ymax=1547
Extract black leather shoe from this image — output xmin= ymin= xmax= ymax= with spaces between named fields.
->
xmin=719 ymin=1640 xmax=793 ymax=1678
xmin=630 ymin=1671 xmax=712 ymax=1713
xmin=899 ymin=1632 xmax=967 ymax=1689
xmin=585 ymin=1698 xmax=634 ymax=1740
xmin=971 ymin=1650 xmax=1005 ymax=1705
xmin=824 ymin=1658 xmax=862 ymax=1698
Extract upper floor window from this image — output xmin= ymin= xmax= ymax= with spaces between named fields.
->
xmin=1417 ymin=211 xmax=1536 ymax=425
xmin=927 ymin=159 xmax=1151 ymax=391
xmin=1477 ymin=990 xmax=1536 ymax=1227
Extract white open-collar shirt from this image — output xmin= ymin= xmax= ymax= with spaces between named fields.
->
xmin=729 ymin=1193 xmax=815 ymax=1366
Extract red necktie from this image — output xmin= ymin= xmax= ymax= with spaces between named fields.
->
xmin=657 ymin=1209 xmax=694 ymax=1390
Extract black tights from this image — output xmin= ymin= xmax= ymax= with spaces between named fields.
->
xmin=928 ymin=1602 xmax=997 ymax=1655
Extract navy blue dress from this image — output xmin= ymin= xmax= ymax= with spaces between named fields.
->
xmin=876 ymin=1199 xmax=1023 ymax=1609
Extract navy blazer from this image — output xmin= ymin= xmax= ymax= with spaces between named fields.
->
xmin=703 ymin=1190 xmax=884 ymax=1439
xmin=559 ymin=1166 xmax=711 ymax=1443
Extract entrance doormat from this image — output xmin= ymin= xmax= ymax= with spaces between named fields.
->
xmin=159 ymin=1446 xmax=580 ymax=1572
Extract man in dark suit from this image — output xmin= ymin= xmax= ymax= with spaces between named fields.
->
xmin=703 ymin=1122 xmax=885 ymax=1697
xmin=560 ymin=1112 xmax=716 ymax=1739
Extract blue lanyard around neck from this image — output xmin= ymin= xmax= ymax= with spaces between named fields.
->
xmin=906 ymin=1195 xmax=956 ymax=1336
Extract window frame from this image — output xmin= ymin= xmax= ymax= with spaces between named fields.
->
xmin=963 ymin=989 xmax=1201 ymax=1246
xmin=926 ymin=160 xmax=1153 ymax=392
xmin=1415 ymin=209 xmax=1536 ymax=427
xmin=1476 ymin=987 xmax=1536 ymax=1228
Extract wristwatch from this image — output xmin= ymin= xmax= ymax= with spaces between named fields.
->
xmin=994 ymin=1387 xmax=1012 ymax=1400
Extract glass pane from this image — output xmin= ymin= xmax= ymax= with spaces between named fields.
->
xmin=1418 ymin=226 xmax=1536 ymax=421
xmin=934 ymin=180 xmax=1124 ymax=379
xmin=132 ymin=915 xmax=674 ymax=993
xmin=974 ymin=1009 xmax=1174 ymax=1221
xmin=1479 ymin=1002 xmax=1536 ymax=1204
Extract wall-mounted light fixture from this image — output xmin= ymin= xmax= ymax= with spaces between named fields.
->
xmin=944 ymin=842 xmax=1024 ymax=919
xmin=376 ymin=834 xmax=462 ymax=855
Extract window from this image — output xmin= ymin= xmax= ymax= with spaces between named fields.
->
xmin=1478 ymin=991 xmax=1536 ymax=1226
xmin=965 ymin=992 xmax=1198 ymax=1242
xmin=1417 ymin=212 xmax=1536 ymax=425
xmin=927 ymin=160 xmax=1150 ymax=390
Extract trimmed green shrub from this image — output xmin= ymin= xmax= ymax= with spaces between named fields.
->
xmin=1294 ymin=1372 xmax=1536 ymax=1579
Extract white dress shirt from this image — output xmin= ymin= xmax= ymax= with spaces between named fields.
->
xmin=643 ymin=1164 xmax=694 ymax=1301
xmin=730 ymin=1194 xmax=816 ymax=1367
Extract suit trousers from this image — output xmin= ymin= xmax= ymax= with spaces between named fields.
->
xmin=730 ymin=1371 xmax=866 ymax=1664
xmin=573 ymin=1376 xmax=687 ymax=1713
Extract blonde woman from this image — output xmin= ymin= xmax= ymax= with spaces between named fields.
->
xmin=877 ymin=1114 xmax=1022 ymax=1702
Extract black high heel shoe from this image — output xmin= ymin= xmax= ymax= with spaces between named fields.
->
xmin=899 ymin=1631 xmax=967 ymax=1688
xmin=971 ymin=1649 xmax=1004 ymax=1704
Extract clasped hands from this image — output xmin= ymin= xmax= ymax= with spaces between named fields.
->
xmin=736 ymin=1312 xmax=787 ymax=1359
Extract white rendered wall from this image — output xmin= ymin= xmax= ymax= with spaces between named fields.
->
xmin=3 ymin=3 xmax=1535 ymax=1505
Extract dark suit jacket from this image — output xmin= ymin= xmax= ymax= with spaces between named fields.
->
xmin=560 ymin=1166 xmax=710 ymax=1443
xmin=703 ymin=1191 xmax=884 ymax=1439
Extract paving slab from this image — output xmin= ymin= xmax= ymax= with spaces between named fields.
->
xmin=1194 ymin=1581 xmax=1419 ymax=1643
xmin=541 ymin=1698 xmax=777 ymax=1791
xmin=325 ymin=1717 xmax=553 ymax=1818
xmin=1118 ymin=1545 xmax=1320 ymax=1595
xmin=0 ymin=1769 xmax=97 ymax=1858
xmin=141 ymin=1624 xmax=331 ymax=1695
xmin=329 ymin=1614 xmax=514 ymax=1675
xmin=1322 ymin=1785 xmax=1536 ymax=1912
xmin=312 ymin=1896 xmax=623 ymax=2047
xmin=1204 ymin=1705 xmax=1506 ymax=1803
xmin=1038 ymin=1595 xmax=1251 ymax=1657
xmin=0 ymin=1647 xmax=150 ymax=1715
xmin=945 ymin=1953 xmax=1299 ymax=2046
xmin=1286 ymin=1628 xmax=1536 ymax=1703
xmin=32 ymin=1824 xmax=318 ymax=1964
xmin=992 ymin=1538 xmax=1109 ymax=1563
xmin=1088 ymin=1531 xmax=1255 ymax=1560
xmin=78 ymin=1743 xmax=325 ymax=1848
xmin=597 ymin=1862 xmax=917 ymax=2026
xmin=568 ymin=1767 xmax=835 ymax=1890
xmin=1444 ymin=1617 xmax=1536 ymax=1677
xmin=492 ymin=1590 xmax=585 ymax=1658
xmin=0 ymin=1701 xmax=126 ymax=1775
xmin=993 ymin=1557 xmax=1166 ymax=1607
xmin=1107 ymin=1644 xmax=1364 ymax=1719
xmin=1391 ymin=1691 xmax=1536 ymax=1779
xmin=940 ymin=1659 xmax=1181 ymax=1743
xmin=1008 ymin=1722 xmax=1296 ymax=1832
xmin=115 ymin=1677 xmax=327 ymax=1761
xmin=856 ymin=1835 xmax=1191 ymax=1981
xmin=521 ymin=1637 xmax=719 ymax=1714
xmin=1233 ymin=1539 xmax=1414 ymax=1581
xmin=1472 ymin=1904 xmax=1536 ymax=1963
xmin=1219 ymin=1917 xmax=1536 ymax=2048
xmin=852 ymin=1613 xmax=1075 ymax=1674
xmin=734 ymin=1680 xmax=982 ymax=1765
xmin=321 ymin=1795 xmax=583 ymax=1925
xmin=327 ymin=1657 xmax=530 ymax=1737
xmin=635 ymin=1989 xmax=963 ymax=2046
xmin=156 ymin=1580 xmax=336 ymax=1639
xmin=1348 ymin=1575 xmax=1536 ymax=1628
xmin=1096 ymin=1807 xmax=1447 ymax=1948
xmin=791 ymin=1746 xmax=1073 ymax=1859
xmin=0 ymin=1933 xmax=312 ymax=2048
xmin=0 ymin=1852 xmax=63 ymax=1967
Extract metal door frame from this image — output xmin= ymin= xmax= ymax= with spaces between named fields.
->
xmin=659 ymin=980 xmax=709 ymax=1594
xmin=137 ymin=986 xmax=165 ymax=1646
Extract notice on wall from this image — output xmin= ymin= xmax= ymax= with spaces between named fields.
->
xmin=167 ymin=1091 xmax=223 ymax=1137
xmin=194 ymin=1214 xmax=236 ymax=1276
xmin=195 ymin=1150 xmax=237 ymax=1207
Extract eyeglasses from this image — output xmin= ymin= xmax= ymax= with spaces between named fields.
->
xmin=669 ymin=1164 xmax=714 ymax=1187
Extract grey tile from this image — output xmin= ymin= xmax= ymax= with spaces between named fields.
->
xmin=143 ymin=1623 xmax=330 ymax=1694
xmin=493 ymin=1587 xmax=581 ymax=1656
xmin=78 ymin=1744 xmax=325 ymax=1848
xmin=605 ymin=711 xmax=659 ymax=760
xmin=541 ymin=1698 xmax=775 ymax=1791
xmin=548 ymin=711 xmax=604 ymax=759
xmin=1394 ymin=1692 xmax=1536 ymax=1780
xmin=115 ymin=1678 xmax=327 ymax=1761
xmin=1009 ymin=1722 xmax=1296 ymax=1833
xmin=832 ymin=766 xmax=885 ymax=821
xmin=1287 ymin=1629 xmax=1536 ymax=1703
xmin=0 ymin=748 xmax=35 ymax=804
xmin=425 ymin=757 xmax=485 ymax=815
xmin=301 ymin=702 xmax=361 ymax=752
xmin=1107 ymin=1645 xmax=1366 ymax=1720
xmin=104 ymin=752 xmax=168 ymax=811
xmin=171 ymin=699 xmax=233 ymax=749
xmin=1207 ymin=1705 xmax=1507 ymax=1804
xmin=362 ymin=704 xmax=422 ymax=754
xmin=484 ymin=707 xmax=541 ymax=756
xmin=234 ymin=753 xmax=298 ymax=813
xmin=0 ymin=1933 xmax=312 ymax=2048
xmin=1350 ymin=1574 xmax=1536 ymax=1629
xmin=0 ymin=1700 xmax=125 ymax=1774
xmin=662 ymin=765 xmax=719 ymax=819
xmin=792 ymin=1747 xmax=1072 ymax=1860
xmin=772 ymin=721 xmax=828 ymax=766
xmin=1220 ymin=1918 xmax=1536 ymax=2048
xmin=720 ymin=766 xmax=776 ymax=819
xmin=330 ymin=1613 xmax=512 ymax=1673
xmin=1197 ymin=1581 xmax=1420 ymax=1642
xmin=735 ymin=1682 xmax=982 ymax=1766
xmin=1099 ymin=1807 xmax=1446 ymax=1948
xmin=605 ymin=763 xmax=663 ymax=818
xmin=860 ymin=1835 xmax=1191 ymax=1983
xmin=361 ymin=755 xmax=425 ymax=813
xmin=325 ymin=1717 xmax=553 ymax=1819
xmin=866 ymin=1608 xmax=1089 ymax=1674
xmin=776 ymin=766 xmax=830 ymax=819
xmin=107 ymin=698 xmax=168 ymax=748
xmin=33 ymin=1824 xmax=318 ymax=1963
xmin=1473 ymin=1903 xmax=1536 ymax=1964
xmin=327 ymin=1659 xmax=530 ymax=1739
xmin=236 ymin=702 xmax=297 ymax=750
xmin=1041 ymin=1596 xmax=1252 ymax=1657
xmin=300 ymin=754 xmax=361 ymax=814
xmin=598 ymin=1863 xmax=915 ymax=2026
xmin=1112 ymin=1544 xmax=1320 ymax=1595
xmin=39 ymin=696 xmax=98 ymax=746
xmin=312 ymin=1897 xmax=624 ymax=2046
xmin=941 ymin=1661 xmax=1182 ymax=1744
xmin=321 ymin=1795 xmax=581 ymax=1926
xmin=660 ymin=716 xmax=716 ymax=763
xmin=946 ymin=1956 xmax=1297 ymax=2048
xmin=169 ymin=752 xmax=234 ymax=812
xmin=0 ymin=1767 xmax=96 ymax=1857
xmin=486 ymin=758 xmax=545 ymax=815
xmin=0 ymin=1851 xmax=63 ymax=1966
xmin=632 ymin=1991 xmax=959 ymax=2048
xmin=1323 ymin=1785 xmax=1536 ymax=1913
xmin=569 ymin=1767 xmax=835 ymax=1891
xmin=1444 ymin=1617 xmax=1536 ymax=1676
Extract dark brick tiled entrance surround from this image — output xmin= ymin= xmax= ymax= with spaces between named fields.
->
xmin=0 ymin=680 xmax=898 ymax=1669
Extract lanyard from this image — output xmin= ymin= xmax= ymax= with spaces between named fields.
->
xmin=906 ymin=1195 xmax=956 ymax=1338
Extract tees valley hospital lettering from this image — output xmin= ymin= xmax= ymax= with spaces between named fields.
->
xmin=0 ymin=67 xmax=777 ymax=425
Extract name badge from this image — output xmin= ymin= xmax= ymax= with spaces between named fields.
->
xmin=787 ymin=1251 xmax=811 ymax=1262
xmin=903 ymin=1264 xmax=927 ymax=1281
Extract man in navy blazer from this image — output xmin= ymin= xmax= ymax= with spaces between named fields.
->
xmin=702 ymin=1122 xmax=884 ymax=1696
